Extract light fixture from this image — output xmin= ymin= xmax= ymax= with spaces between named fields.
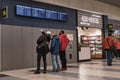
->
xmin=81 ymin=26 xmax=88 ymax=30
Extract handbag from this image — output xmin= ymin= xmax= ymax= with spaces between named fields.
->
xmin=36 ymin=36 xmax=50 ymax=54
xmin=36 ymin=41 xmax=46 ymax=53
xmin=36 ymin=43 xmax=49 ymax=54
xmin=44 ymin=43 xmax=49 ymax=54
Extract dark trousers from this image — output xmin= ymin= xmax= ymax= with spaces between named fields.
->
xmin=117 ymin=49 xmax=120 ymax=58
xmin=106 ymin=50 xmax=113 ymax=65
xmin=37 ymin=53 xmax=47 ymax=72
xmin=59 ymin=51 xmax=67 ymax=69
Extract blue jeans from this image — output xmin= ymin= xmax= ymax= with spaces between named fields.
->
xmin=51 ymin=55 xmax=60 ymax=72
xmin=106 ymin=50 xmax=113 ymax=65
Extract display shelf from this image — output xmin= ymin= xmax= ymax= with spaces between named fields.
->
xmin=81 ymin=35 xmax=102 ymax=58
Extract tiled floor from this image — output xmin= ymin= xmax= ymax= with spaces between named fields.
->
xmin=1 ymin=59 xmax=120 ymax=80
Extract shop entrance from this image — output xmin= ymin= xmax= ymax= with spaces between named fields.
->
xmin=77 ymin=27 xmax=102 ymax=60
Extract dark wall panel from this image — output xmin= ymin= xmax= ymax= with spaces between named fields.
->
xmin=0 ymin=0 xmax=77 ymax=71
xmin=108 ymin=19 xmax=120 ymax=30
xmin=1 ymin=0 xmax=77 ymax=30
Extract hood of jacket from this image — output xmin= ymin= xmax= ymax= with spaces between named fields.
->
xmin=53 ymin=36 xmax=59 ymax=40
xmin=60 ymin=34 xmax=67 ymax=38
xmin=106 ymin=36 xmax=113 ymax=39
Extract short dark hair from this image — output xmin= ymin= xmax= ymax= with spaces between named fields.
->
xmin=108 ymin=33 xmax=112 ymax=36
xmin=59 ymin=33 xmax=61 ymax=35
xmin=60 ymin=30 xmax=64 ymax=34
xmin=108 ymin=30 xmax=114 ymax=34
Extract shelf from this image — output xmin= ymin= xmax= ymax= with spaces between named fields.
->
xmin=81 ymin=35 xmax=102 ymax=59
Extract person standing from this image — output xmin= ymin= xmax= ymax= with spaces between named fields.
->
xmin=102 ymin=32 xmax=115 ymax=66
xmin=115 ymin=39 xmax=120 ymax=59
xmin=114 ymin=38 xmax=119 ymax=59
xmin=50 ymin=34 xmax=60 ymax=72
xmin=59 ymin=30 xmax=69 ymax=71
xmin=34 ymin=30 xmax=49 ymax=74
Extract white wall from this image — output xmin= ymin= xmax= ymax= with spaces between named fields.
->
xmin=33 ymin=0 xmax=120 ymax=20
xmin=79 ymin=47 xmax=91 ymax=60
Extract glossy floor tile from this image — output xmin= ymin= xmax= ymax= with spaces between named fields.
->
xmin=1 ymin=59 xmax=120 ymax=80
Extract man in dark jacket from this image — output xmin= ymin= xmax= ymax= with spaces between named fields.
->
xmin=34 ymin=30 xmax=49 ymax=74
xmin=50 ymin=34 xmax=60 ymax=72
xmin=59 ymin=30 xmax=69 ymax=71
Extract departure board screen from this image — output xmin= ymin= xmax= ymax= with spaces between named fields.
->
xmin=46 ymin=10 xmax=57 ymax=20
xmin=16 ymin=5 xmax=31 ymax=17
xmin=58 ymin=12 xmax=68 ymax=21
xmin=32 ymin=8 xmax=45 ymax=18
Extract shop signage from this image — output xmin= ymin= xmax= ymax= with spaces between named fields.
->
xmin=80 ymin=16 xmax=99 ymax=25
xmin=108 ymin=24 xmax=113 ymax=29
xmin=78 ymin=11 xmax=102 ymax=28
xmin=2 ymin=6 xmax=8 ymax=19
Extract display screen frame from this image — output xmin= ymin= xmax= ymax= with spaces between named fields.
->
xmin=16 ymin=5 xmax=32 ymax=17
xmin=46 ymin=10 xmax=58 ymax=20
xmin=32 ymin=8 xmax=45 ymax=19
xmin=16 ymin=5 xmax=68 ymax=22
xmin=58 ymin=12 xmax=68 ymax=21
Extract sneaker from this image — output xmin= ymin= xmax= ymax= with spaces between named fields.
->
xmin=60 ymin=68 xmax=65 ymax=71
xmin=108 ymin=64 xmax=112 ymax=66
xmin=56 ymin=69 xmax=60 ymax=72
xmin=52 ymin=70 xmax=56 ymax=72
xmin=65 ymin=68 xmax=67 ymax=70
xmin=34 ymin=70 xmax=40 ymax=74
xmin=43 ymin=71 xmax=46 ymax=74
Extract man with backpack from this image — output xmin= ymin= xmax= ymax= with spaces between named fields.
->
xmin=34 ymin=30 xmax=50 ymax=74
xmin=102 ymin=31 xmax=115 ymax=66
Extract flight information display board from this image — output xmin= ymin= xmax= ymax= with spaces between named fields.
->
xmin=16 ymin=5 xmax=31 ymax=17
xmin=46 ymin=10 xmax=57 ymax=20
xmin=15 ymin=5 xmax=68 ymax=22
xmin=32 ymin=8 xmax=45 ymax=18
xmin=58 ymin=12 xmax=68 ymax=21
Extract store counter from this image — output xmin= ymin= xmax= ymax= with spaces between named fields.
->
xmin=78 ymin=46 xmax=91 ymax=61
